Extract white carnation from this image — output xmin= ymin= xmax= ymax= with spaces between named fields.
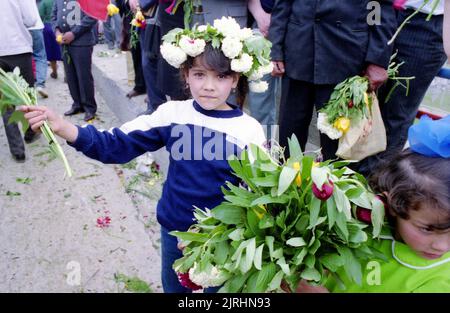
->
xmin=160 ymin=42 xmax=187 ymax=68
xmin=231 ymin=53 xmax=253 ymax=73
xmin=197 ymin=25 xmax=208 ymax=32
xmin=248 ymin=69 xmax=264 ymax=81
xmin=221 ymin=36 xmax=243 ymax=59
xmin=260 ymin=62 xmax=274 ymax=75
xmin=213 ymin=16 xmax=241 ymax=38
xmin=188 ymin=263 xmax=229 ymax=288
xmin=238 ymin=27 xmax=253 ymax=40
xmin=179 ymin=36 xmax=206 ymax=57
xmin=249 ymin=80 xmax=269 ymax=93
xmin=317 ymin=112 xmax=343 ymax=139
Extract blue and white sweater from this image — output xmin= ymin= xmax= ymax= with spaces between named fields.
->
xmin=69 ymin=99 xmax=266 ymax=231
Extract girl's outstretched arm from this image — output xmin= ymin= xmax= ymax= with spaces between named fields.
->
xmin=19 ymin=105 xmax=79 ymax=143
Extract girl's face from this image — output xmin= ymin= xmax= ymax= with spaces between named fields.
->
xmin=392 ymin=205 xmax=450 ymax=260
xmin=185 ymin=58 xmax=239 ymax=111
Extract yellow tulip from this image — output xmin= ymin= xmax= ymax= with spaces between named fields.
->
xmin=334 ymin=117 xmax=351 ymax=133
xmin=107 ymin=4 xmax=120 ymax=16
xmin=254 ymin=205 xmax=267 ymax=219
xmin=293 ymin=162 xmax=302 ymax=186
xmin=56 ymin=34 xmax=63 ymax=44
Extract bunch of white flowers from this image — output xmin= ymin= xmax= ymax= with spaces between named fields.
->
xmin=221 ymin=36 xmax=243 ymax=59
xmin=317 ymin=112 xmax=343 ymax=139
xmin=160 ymin=42 xmax=187 ymax=68
xmin=188 ymin=262 xmax=229 ymax=288
xmin=249 ymin=80 xmax=269 ymax=93
xmin=179 ymin=36 xmax=206 ymax=57
xmin=213 ymin=16 xmax=242 ymax=38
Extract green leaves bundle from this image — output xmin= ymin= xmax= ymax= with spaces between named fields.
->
xmin=0 ymin=67 xmax=73 ymax=177
xmin=171 ymin=136 xmax=389 ymax=293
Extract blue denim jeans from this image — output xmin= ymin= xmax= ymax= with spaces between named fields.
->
xmin=30 ymin=29 xmax=47 ymax=88
xmin=103 ymin=14 xmax=122 ymax=49
xmin=247 ymin=74 xmax=281 ymax=141
xmin=160 ymin=226 xmax=220 ymax=293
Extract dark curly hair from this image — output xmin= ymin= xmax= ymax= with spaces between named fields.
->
xmin=369 ymin=149 xmax=450 ymax=231
xmin=180 ymin=43 xmax=248 ymax=108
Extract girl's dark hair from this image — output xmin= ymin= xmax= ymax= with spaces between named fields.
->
xmin=369 ymin=149 xmax=450 ymax=230
xmin=180 ymin=43 xmax=248 ymax=108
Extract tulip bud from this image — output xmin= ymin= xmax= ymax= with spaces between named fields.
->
xmin=177 ymin=272 xmax=202 ymax=290
xmin=348 ymin=100 xmax=354 ymax=108
xmin=312 ymin=181 xmax=334 ymax=201
xmin=356 ymin=207 xmax=372 ymax=224
xmin=293 ymin=162 xmax=302 ymax=187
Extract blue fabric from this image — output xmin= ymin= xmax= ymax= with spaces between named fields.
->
xmin=69 ymin=100 xmax=265 ymax=232
xmin=260 ymin=0 xmax=275 ymax=13
xmin=43 ymin=23 xmax=62 ymax=61
xmin=30 ymin=29 xmax=48 ymax=87
xmin=408 ymin=115 xmax=450 ymax=158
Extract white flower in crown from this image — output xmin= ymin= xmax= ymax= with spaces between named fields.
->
xmin=248 ymin=62 xmax=274 ymax=81
xmin=249 ymin=80 xmax=269 ymax=93
xmin=221 ymin=36 xmax=243 ymax=59
xmin=188 ymin=263 xmax=229 ymax=288
xmin=179 ymin=35 xmax=206 ymax=57
xmin=238 ymin=27 xmax=254 ymax=40
xmin=213 ymin=16 xmax=242 ymax=38
xmin=317 ymin=112 xmax=343 ymax=139
xmin=231 ymin=53 xmax=253 ymax=73
xmin=160 ymin=42 xmax=187 ymax=68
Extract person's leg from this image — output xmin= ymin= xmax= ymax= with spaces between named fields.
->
xmin=130 ymin=42 xmax=146 ymax=95
xmin=0 ymin=53 xmax=36 ymax=159
xmin=71 ymin=46 xmax=97 ymax=118
xmin=112 ymin=14 xmax=123 ymax=49
xmin=62 ymin=46 xmax=83 ymax=114
xmin=315 ymin=84 xmax=339 ymax=161
xmin=278 ymin=77 xmax=315 ymax=154
xmin=103 ymin=18 xmax=115 ymax=49
xmin=50 ymin=61 xmax=58 ymax=79
xmin=160 ymin=226 xmax=193 ymax=293
xmin=247 ymin=74 xmax=280 ymax=142
xmin=30 ymin=29 xmax=48 ymax=97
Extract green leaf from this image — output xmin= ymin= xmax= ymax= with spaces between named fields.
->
xmin=301 ymin=156 xmax=313 ymax=182
xmin=214 ymin=241 xmax=229 ymax=265
xmin=286 ymin=237 xmax=306 ymax=247
xmin=276 ymin=257 xmax=290 ymax=275
xmin=305 ymin=254 xmax=316 ymax=269
xmin=334 ymin=186 xmax=352 ymax=220
xmin=295 ymin=215 xmax=309 ymax=234
xmin=320 ymin=253 xmax=344 ymax=272
xmin=259 ymin=213 xmax=274 ymax=229
xmin=254 ymin=263 xmax=277 ymax=292
xmin=267 ymin=270 xmax=284 ymax=292
xmin=254 ymin=244 xmax=264 ymax=270
xmin=309 ymin=238 xmax=321 ymax=254
xmin=337 ymin=246 xmax=363 ymax=285
xmin=288 ymin=135 xmax=303 ymax=159
xmin=219 ymin=272 xmax=251 ymax=293
xmin=228 ymin=228 xmax=245 ymax=241
xmin=265 ymin=236 xmax=275 ymax=260
xmin=247 ymin=209 xmax=263 ymax=237
xmin=326 ymin=197 xmax=337 ymax=229
xmin=300 ymin=268 xmax=321 ymax=282
xmin=224 ymin=195 xmax=252 ymax=207
xmin=251 ymin=194 xmax=289 ymax=206
xmin=243 ymin=238 xmax=256 ymax=274
xmin=252 ymin=175 xmax=278 ymax=187
xmin=371 ymin=197 xmax=385 ymax=238
xmin=8 ymin=110 xmax=29 ymax=133
xmin=169 ymin=231 xmax=208 ymax=243
xmin=211 ymin=204 xmax=245 ymax=225
xmin=293 ymin=248 xmax=308 ymax=265
xmin=335 ymin=212 xmax=349 ymax=241
xmin=309 ymin=196 xmax=321 ymax=228
xmin=277 ymin=166 xmax=298 ymax=196
xmin=311 ymin=166 xmax=329 ymax=190
xmin=161 ymin=27 xmax=183 ymax=43
xmin=227 ymin=155 xmax=244 ymax=178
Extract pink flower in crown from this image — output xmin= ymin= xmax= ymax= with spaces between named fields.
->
xmin=177 ymin=272 xmax=202 ymax=290
xmin=393 ymin=0 xmax=407 ymax=10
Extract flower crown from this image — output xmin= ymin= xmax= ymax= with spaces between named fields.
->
xmin=160 ymin=17 xmax=273 ymax=93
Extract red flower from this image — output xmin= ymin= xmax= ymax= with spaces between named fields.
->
xmin=177 ymin=272 xmax=202 ymax=290
xmin=393 ymin=0 xmax=407 ymax=10
xmin=348 ymin=100 xmax=354 ymax=108
xmin=312 ymin=181 xmax=334 ymax=201
xmin=356 ymin=207 xmax=372 ymax=224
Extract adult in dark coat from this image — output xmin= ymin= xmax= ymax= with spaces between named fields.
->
xmin=270 ymin=0 xmax=398 ymax=160
xmin=52 ymin=0 xmax=98 ymax=121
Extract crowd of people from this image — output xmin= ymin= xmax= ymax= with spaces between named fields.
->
xmin=0 ymin=0 xmax=449 ymax=293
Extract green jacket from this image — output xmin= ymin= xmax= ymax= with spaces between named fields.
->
xmin=326 ymin=237 xmax=450 ymax=293
xmin=38 ymin=0 xmax=54 ymax=23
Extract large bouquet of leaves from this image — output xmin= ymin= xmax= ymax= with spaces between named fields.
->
xmin=317 ymin=55 xmax=413 ymax=140
xmin=171 ymin=137 xmax=388 ymax=293
xmin=0 ymin=67 xmax=73 ymax=177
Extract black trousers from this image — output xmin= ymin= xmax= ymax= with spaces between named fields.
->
xmin=278 ymin=77 xmax=338 ymax=160
xmin=131 ymin=42 xmax=146 ymax=94
xmin=62 ymin=45 xmax=97 ymax=114
xmin=0 ymin=53 xmax=35 ymax=157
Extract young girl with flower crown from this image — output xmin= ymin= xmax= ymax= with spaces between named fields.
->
xmin=19 ymin=17 xmax=271 ymax=293
xmin=295 ymin=116 xmax=450 ymax=293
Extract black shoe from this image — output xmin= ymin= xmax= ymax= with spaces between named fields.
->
xmin=126 ymin=89 xmax=146 ymax=98
xmin=64 ymin=107 xmax=85 ymax=116
xmin=83 ymin=112 xmax=96 ymax=122
xmin=24 ymin=131 xmax=41 ymax=144
xmin=12 ymin=152 xmax=26 ymax=163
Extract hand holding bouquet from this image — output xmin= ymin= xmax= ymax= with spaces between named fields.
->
xmin=171 ymin=137 xmax=388 ymax=292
